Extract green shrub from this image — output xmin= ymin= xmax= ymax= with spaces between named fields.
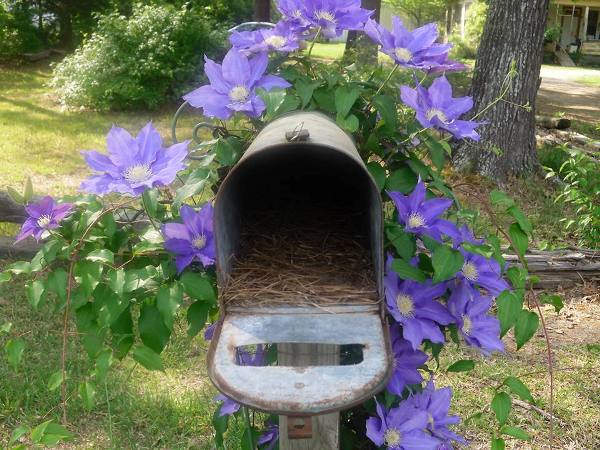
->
xmin=0 ymin=4 xmax=44 ymax=61
xmin=449 ymin=0 xmax=488 ymax=59
xmin=546 ymin=149 xmax=600 ymax=247
xmin=538 ymin=143 xmax=569 ymax=173
xmin=51 ymin=4 xmax=227 ymax=110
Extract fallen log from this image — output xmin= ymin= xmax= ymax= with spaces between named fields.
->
xmin=535 ymin=115 xmax=571 ymax=130
xmin=0 ymin=192 xmax=28 ymax=223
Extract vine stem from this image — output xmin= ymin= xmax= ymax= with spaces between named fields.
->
xmin=374 ymin=64 xmax=399 ymax=98
xmin=60 ymin=200 xmax=135 ymax=424
xmin=307 ymin=27 xmax=322 ymax=59
xmin=455 ymin=185 xmax=555 ymax=448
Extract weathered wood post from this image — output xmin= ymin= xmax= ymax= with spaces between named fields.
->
xmin=206 ymin=111 xmax=393 ymax=448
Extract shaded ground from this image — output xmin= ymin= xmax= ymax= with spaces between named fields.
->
xmin=537 ymin=66 xmax=600 ymax=123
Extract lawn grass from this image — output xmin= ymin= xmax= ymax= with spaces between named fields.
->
xmin=577 ymin=75 xmax=600 ymax=87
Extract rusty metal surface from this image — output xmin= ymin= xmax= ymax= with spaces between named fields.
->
xmin=287 ymin=416 xmax=313 ymax=439
xmin=207 ymin=308 xmax=392 ymax=415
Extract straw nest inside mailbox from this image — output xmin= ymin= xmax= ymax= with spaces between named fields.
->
xmin=215 ymin=115 xmax=383 ymax=310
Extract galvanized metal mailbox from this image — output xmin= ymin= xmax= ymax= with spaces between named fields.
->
xmin=207 ymin=111 xmax=392 ymax=416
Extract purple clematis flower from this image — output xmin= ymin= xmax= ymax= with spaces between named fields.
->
xmin=258 ymin=423 xmax=279 ymax=450
xmin=388 ymin=179 xmax=458 ymax=242
xmin=204 ymin=320 xmax=219 ymax=341
xmin=452 ymin=224 xmax=483 ymax=248
xmin=385 ymin=256 xmax=454 ymax=350
xmin=426 ymin=53 xmax=467 ymax=75
xmin=364 ymin=17 xmax=454 ymax=71
xmin=447 ymin=281 xmax=504 ymax=355
xmin=183 ymin=49 xmax=290 ymax=120
xmin=458 ymin=249 xmax=509 ymax=296
xmin=162 ymin=203 xmax=216 ymax=273
xmin=299 ymin=0 xmax=373 ymax=38
xmin=366 ymin=399 xmax=441 ymax=450
xmin=387 ymin=323 xmax=428 ymax=395
xmin=80 ymin=122 xmax=188 ymax=197
xmin=214 ymin=345 xmax=267 ymax=416
xmin=15 ymin=196 xmax=73 ymax=243
xmin=277 ymin=0 xmax=311 ymax=31
xmin=400 ymin=76 xmax=482 ymax=141
xmin=405 ymin=379 xmax=466 ymax=446
xmin=230 ymin=21 xmax=301 ymax=55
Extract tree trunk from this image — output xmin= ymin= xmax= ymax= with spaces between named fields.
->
xmin=453 ymin=0 xmax=550 ymax=182
xmin=254 ymin=0 xmax=271 ymax=22
xmin=57 ymin=8 xmax=73 ymax=49
xmin=343 ymin=0 xmax=381 ymax=66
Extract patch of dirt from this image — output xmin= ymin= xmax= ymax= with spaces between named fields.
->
xmin=541 ymin=283 xmax=600 ymax=346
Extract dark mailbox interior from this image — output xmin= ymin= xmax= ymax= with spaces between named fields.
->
xmin=216 ymin=143 xmax=381 ymax=308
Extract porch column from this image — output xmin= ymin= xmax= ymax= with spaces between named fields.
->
xmin=582 ymin=6 xmax=589 ymax=40
xmin=460 ymin=0 xmax=467 ymax=38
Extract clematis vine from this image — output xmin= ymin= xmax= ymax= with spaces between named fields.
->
xmin=388 ymin=179 xmax=458 ymax=242
xmin=366 ymin=399 xmax=441 ymax=450
xmin=457 ymin=249 xmax=509 ymax=296
xmin=289 ymin=0 xmax=373 ymax=38
xmin=400 ymin=76 xmax=482 ymax=141
xmin=257 ymin=423 xmax=279 ymax=450
xmin=276 ymin=0 xmax=311 ymax=31
xmin=230 ymin=21 xmax=301 ymax=55
xmin=447 ymin=281 xmax=504 ymax=355
xmin=385 ymin=256 xmax=454 ymax=350
xmin=80 ymin=122 xmax=188 ymax=196
xmin=162 ymin=203 xmax=216 ymax=273
xmin=405 ymin=379 xmax=466 ymax=447
xmin=15 ymin=196 xmax=73 ymax=243
xmin=183 ymin=48 xmax=290 ymax=120
xmin=387 ymin=323 xmax=428 ymax=395
xmin=364 ymin=16 xmax=457 ymax=71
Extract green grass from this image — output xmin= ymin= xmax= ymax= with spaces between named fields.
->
xmin=576 ymin=75 xmax=600 ymax=87
xmin=307 ymin=42 xmax=346 ymax=60
xmin=0 ymin=60 xmax=204 ymax=196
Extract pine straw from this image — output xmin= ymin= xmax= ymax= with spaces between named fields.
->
xmin=221 ymin=215 xmax=378 ymax=308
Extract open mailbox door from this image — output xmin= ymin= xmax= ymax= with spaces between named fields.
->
xmin=207 ymin=111 xmax=392 ymax=415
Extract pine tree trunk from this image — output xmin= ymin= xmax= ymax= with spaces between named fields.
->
xmin=453 ymin=0 xmax=550 ymax=182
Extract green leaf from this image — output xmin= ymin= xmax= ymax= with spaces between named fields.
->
xmin=372 ymin=94 xmax=398 ymax=129
xmin=142 ymin=189 xmax=159 ymax=219
xmin=0 ymin=322 xmax=12 ymax=334
xmin=5 ymin=338 xmax=25 ymax=370
xmin=9 ymin=425 xmax=28 ymax=445
xmin=514 ymin=310 xmax=539 ymax=350
xmin=26 ymin=280 xmax=46 ymax=309
xmin=215 ymin=137 xmax=242 ymax=167
xmin=85 ymin=249 xmax=114 ymax=264
xmin=500 ymin=425 xmax=530 ymax=440
xmin=496 ymin=290 xmax=522 ymax=337
xmin=503 ymin=376 xmax=534 ymax=403
xmin=367 ymin=162 xmax=386 ymax=191
xmin=313 ymin=87 xmax=336 ymax=113
xmin=431 ymin=245 xmax=464 ymax=284
xmin=334 ymin=86 xmax=361 ymax=118
xmin=490 ymin=190 xmax=515 ymax=209
xmin=212 ymin=406 xmax=229 ymax=449
xmin=74 ymin=260 xmax=103 ymax=297
xmin=507 ymin=205 xmax=532 ymax=236
xmin=47 ymin=268 xmax=68 ymax=303
xmin=295 ymin=80 xmax=320 ymax=107
xmin=386 ymin=167 xmax=417 ymax=194
xmin=79 ymin=381 xmax=96 ymax=410
xmin=180 ymin=272 xmax=216 ymax=303
xmin=385 ymin=225 xmax=416 ymax=261
xmin=491 ymin=391 xmax=511 ymax=426
xmin=93 ymin=349 xmax=113 ymax=381
xmin=508 ymin=222 xmax=528 ymax=257
xmin=241 ymin=424 xmax=260 ymax=450
xmin=462 ymin=242 xmax=494 ymax=258
xmin=446 ymin=359 xmax=475 ymax=372
xmin=7 ymin=186 xmax=24 ymax=204
xmin=539 ymin=293 xmax=564 ymax=313
xmin=132 ymin=345 xmax=164 ymax=371
xmin=23 ymin=177 xmax=33 ymax=203
xmin=157 ymin=283 xmax=183 ymax=330
xmin=336 ymin=113 xmax=359 ymax=132
xmin=6 ymin=261 xmax=31 ymax=275
xmin=139 ymin=303 xmax=171 ymax=353
xmin=274 ymin=93 xmax=300 ymax=117
xmin=187 ymin=300 xmax=210 ymax=338
xmin=47 ymin=371 xmax=65 ymax=391
xmin=424 ymin=136 xmax=446 ymax=170
xmin=35 ymin=421 xmax=73 ymax=444
xmin=173 ymin=169 xmax=211 ymax=210
xmin=30 ymin=239 xmax=62 ymax=272
xmin=0 ymin=271 xmax=12 ymax=283
xmin=391 ymin=258 xmax=426 ymax=282
xmin=260 ymin=89 xmax=286 ymax=120
xmin=30 ymin=420 xmax=51 ymax=443
xmin=491 ymin=438 xmax=505 ymax=450
xmin=111 ymin=307 xmax=133 ymax=359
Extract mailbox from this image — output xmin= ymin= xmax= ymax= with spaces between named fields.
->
xmin=207 ymin=111 xmax=392 ymax=415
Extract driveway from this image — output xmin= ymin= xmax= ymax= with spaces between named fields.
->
xmin=537 ymin=65 xmax=600 ymax=123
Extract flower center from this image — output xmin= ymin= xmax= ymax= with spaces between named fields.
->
xmin=292 ymin=9 xmax=303 ymax=18
xmin=123 ymin=164 xmax=152 ymax=183
xmin=36 ymin=214 xmax=52 ymax=228
xmin=407 ymin=212 xmax=426 ymax=229
xmin=428 ymin=412 xmax=436 ymax=428
xmin=229 ymin=85 xmax=250 ymax=103
xmin=396 ymin=293 xmax=414 ymax=317
xmin=314 ymin=10 xmax=336 ymax=23
xmin=426 ymin=108 xmax=448 ymax=123
xmin=192 ymin=234 xmax=207 ymax=250
xmin=394 ymin=47 xmax=413 ymax=62
xmin=265 ymin=35 xmax=286 ymax=49
xmin=462 ymin=314 xmax=473 ymax=335
xmin=384 ymin=428 xmax=402 ymax=447
xmin=462 ymin=261 xmax=479 ymax=281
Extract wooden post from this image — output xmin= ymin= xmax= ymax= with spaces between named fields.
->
xmin=583 ymin=6 xmax=589 ymax=40
xmin=278 ymin=344 xmax=340 ymax=450
xmin=460 ymin=0 xmax=467 ymax=39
